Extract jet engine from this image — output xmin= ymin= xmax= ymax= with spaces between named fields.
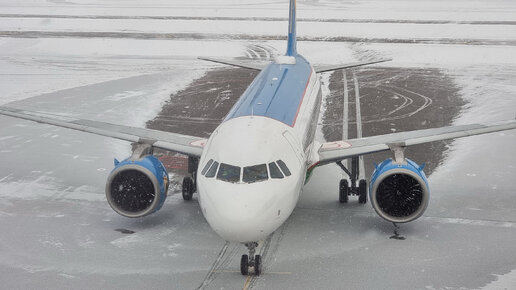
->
xmin=369 ymin=158 xmax=429 ymax=223
xmin=105 ymin=154 xmax=169 ymax=218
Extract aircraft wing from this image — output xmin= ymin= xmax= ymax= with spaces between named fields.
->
xmin=317 ymin=119 xmax=516 ymax=165
xmin=0 ymin=106 xmax=206 ymax=157
xmin=314 ymin=59 xmax=392 ymax=73
xmin=198 ymin=57 xmax=268 ymax=71
xmin=199 ymin=57 xmax=391 ymax=73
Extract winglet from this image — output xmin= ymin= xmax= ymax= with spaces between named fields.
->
xmin=286 ymin=0 xmax=297 ymax=56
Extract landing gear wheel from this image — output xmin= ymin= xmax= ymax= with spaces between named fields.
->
xmin=358 ymin=179 xmax=368 ymax=204
xmin=339 ymin=179 xmax=349 ymax=203
xmin=240 ymin=254 xmax=249 ymax=275
xmin=182 ymin=176 xmax=194 ymax=201
xmin=254 ymin=255 xmax=262 ymax=276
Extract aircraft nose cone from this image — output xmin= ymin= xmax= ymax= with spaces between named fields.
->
xmin=198 ymin=181 xmax=296 ymax=243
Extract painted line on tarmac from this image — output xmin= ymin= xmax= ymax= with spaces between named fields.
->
xmin=242 ymin=276 xmax=252 ymax=290
xmin=197 ymin=241 xmax=236 ymax=290
xmin=352 ymin=71 xmax=365 ymax=180
xmin=342 ymin=70 xmax=349 ymax=172
xmin=422 ymin=216 xmax=516 ymax=228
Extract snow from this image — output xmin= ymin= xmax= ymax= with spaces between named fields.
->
xmin=1 ymin=0 xmax=515 ymax=22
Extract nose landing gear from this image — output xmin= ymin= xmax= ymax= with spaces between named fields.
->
xmin=241 ymin=242 xmax=262 ymax=276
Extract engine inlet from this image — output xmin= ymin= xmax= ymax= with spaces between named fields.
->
xmin=110 ymin=169 xmax=156 ymax=213
xmin=376 ymin=173 xmax=423 ymax=218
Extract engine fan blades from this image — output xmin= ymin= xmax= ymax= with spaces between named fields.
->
xmin=376 ymin=174 xmax=423 ymax=218
xmin=110 ymin=169 xmax=156 ymax=212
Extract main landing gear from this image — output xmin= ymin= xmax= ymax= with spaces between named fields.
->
xmin=241 ymin=242 xmax=262 ymax=276
xmin=182 ymin=156 xmax=198 ymax=201
xmin=337 ymin=157 xmax=367 ymax=204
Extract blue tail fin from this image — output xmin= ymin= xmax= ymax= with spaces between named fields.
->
xmin=286 ymin=0 xmax=297 ymax=56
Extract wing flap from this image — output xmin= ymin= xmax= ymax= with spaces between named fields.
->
xmin=0 ymin=106 xmax=206 ymax=157
xmin=318 ymin=120 xmax=516 ymax=165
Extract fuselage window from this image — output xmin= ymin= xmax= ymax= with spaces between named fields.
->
xmin=205 ymin=161 xmax=219 ymax=178
xmin=276 ymin=160 xmax=291 ymax=176
xmin=243 ymin=164 xmax=268 ymax=183
xmin=268 ymin=162 xmax=284 ymax=179
xmin=201 ymin=159 xmax=214 ymax=176
xmin=217 ymin=163 xmax=241 ymax=183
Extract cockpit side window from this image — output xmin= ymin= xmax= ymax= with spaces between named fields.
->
xmin=243 ymin=164 xmax=268 ymax=183
xmin=217 ymin=163 xmax=241 ymax=183
xmin=276 ymin=160 xmax=291 ymax=176
xmin=201 ymin=159 xmax=214 ymax=176
xmin=205 ymin=161 xmax=219 ymax=178
xmin=268 ymin=162 xmax=284 ymax=179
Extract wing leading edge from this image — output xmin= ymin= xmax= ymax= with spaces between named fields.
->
xmin=0 ymin=106 xmax=206 ymax=157
xmin=317 ymin=119 xmax=516 ymax=166
xmin=198 ymin=57 xmax=267 ymax=71
xmin=313 ymin=59 xmax=392 ymax=73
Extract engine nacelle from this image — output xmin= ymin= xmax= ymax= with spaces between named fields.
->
xmin=369 ymin=158 xmax=429 ymax=223
xmin=105 ymin=155 xmax=169 ymax=218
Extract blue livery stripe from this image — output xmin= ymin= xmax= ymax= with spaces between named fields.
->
xmin=224 ymin=55 xmax=312 ymax=127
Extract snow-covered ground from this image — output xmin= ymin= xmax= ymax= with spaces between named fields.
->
xmin=0 ymin=0 xmax=516 ymax=289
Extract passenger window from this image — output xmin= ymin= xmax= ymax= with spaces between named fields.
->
xmin=276 ymin=160 xmax=291 ymax=176
xmin=217 ymin=163 xmax=241 ymax=183
xmin=243 ymin=164 xmax=268 ymax=183
xmin=205 ymin=161 xmax=219 ymax=178
xmin=201 ymin=159 xmax=214 ymax=176
xmin=269 ymin=162 xmax=284 ymax=179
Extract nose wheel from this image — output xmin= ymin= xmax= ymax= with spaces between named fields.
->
xmin=241 ymin=242 xmax=262 ymax=276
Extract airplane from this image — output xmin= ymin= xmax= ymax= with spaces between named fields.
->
xmin=1 ymin=0 xmax=515 ymax=277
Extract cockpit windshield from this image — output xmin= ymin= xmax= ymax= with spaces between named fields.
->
xmin=201 ymin=159 xmax=291 ymax=184
xmin=217 ymin=163 xmax=241 ymax=183
xmin=243 ymin=164 xmax=268 ymax=183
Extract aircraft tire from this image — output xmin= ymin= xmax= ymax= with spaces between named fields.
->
xmin=241 ymin=254 xmax=249 ymax=275
xmin=182 ymin=177 xmax=194 ymax=201
xmin=254 ymin=255 xmax=262 ymax=276
xmin=339 ymin=179 xmax=349 ymax=203
xmin=358 ymin=179 xmax=368 ymax=204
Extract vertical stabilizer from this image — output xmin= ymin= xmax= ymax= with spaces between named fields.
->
xmin=286 ymin=0 xmax=297 ymax=56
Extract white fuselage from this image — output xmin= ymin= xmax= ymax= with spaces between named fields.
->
xmin=197 ymin=59 xmax=322 ymax=243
